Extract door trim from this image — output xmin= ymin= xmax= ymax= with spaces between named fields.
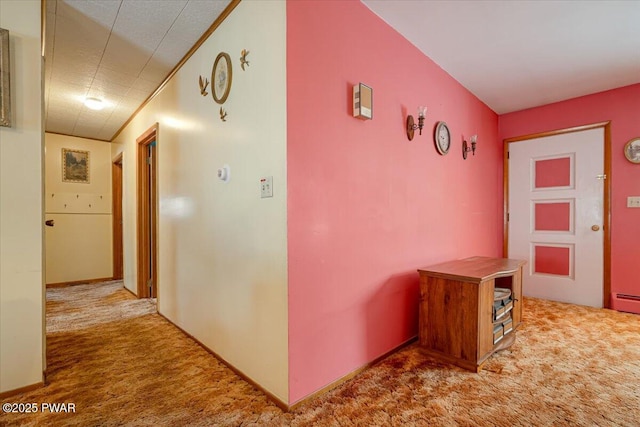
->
xmin=503 ymin=121 xmax=611 ymax=308
xmin=112 ymin=153 xmax=123 ymax=280
xmin=136 ymin=123 xmax=159 ymax=298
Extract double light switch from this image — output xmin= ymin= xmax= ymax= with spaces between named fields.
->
xmin=260 ymin=176 xmax=273 ymax=198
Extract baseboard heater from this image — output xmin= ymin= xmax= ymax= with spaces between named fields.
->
xmin=616 ymin=293 xmax=640 ymax=301
xmin=611 ymin=293 xmax=640 ymax=315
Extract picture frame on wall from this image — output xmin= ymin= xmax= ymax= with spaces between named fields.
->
xmin=0 ymin=28 xmax=11 ymax=128
xmin=211 ymin=52 xmax=232 ymax=104
xmin=62 ymin=148 xmax=90 ymax=183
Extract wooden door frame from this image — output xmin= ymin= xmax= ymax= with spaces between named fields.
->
xmin=136 ymin=123 xmax=159 ymax=298
xmin=112 ymin=153 xmax=123 ymax=280
xmin=503 ymin=121 xmax=611 ymax=308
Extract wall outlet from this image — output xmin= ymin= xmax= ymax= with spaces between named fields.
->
xmin=627 ymin=196 xmax=640 ymax=208
xmin=260 ymin=176 xmax=273 ymax=198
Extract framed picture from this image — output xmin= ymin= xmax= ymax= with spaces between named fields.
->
xmin=0 ymin=28 xmax=10 ymax=128
xmin=211 ymin=52 xmax=232 ymax=104
xmin=623 ymin=137 xmax=640 ymax=164
xmin=62 ymin=148 xmax=90 ymax=183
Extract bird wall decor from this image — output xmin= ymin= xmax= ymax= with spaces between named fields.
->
xmin=240 ymin=49 xmax=250 ymax=71
xmin=220 ymin=107 xmax=228 ymax=122
xmin=199 ymin=75 xmax=209 ymax=96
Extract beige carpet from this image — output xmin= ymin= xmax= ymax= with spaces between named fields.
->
xmin=1 ymin=281 xmax=638 ymax=426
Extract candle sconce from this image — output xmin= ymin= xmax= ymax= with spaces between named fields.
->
xmin=463 ymin=134 xmax=477 ymax=159
xmin=406 ymin=106 xmax=427 ymax=141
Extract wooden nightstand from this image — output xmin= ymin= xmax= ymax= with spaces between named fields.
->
xmin=417 ymin=256 xmax=526 ymax=372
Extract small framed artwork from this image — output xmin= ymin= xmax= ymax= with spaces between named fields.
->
xmin=353 ymin=83 xmax=373 ymax=120
xmin=0 ymin=28 xmax=11 ymax=128
xmin=623 ymin=137 xmax=640 ymax=164
xmin=62 ymin=148 xmax=90 ymax=183
xmin=211 ymin=52 xmax=232 ymax=104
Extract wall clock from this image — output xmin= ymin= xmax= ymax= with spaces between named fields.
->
xmin=212 ymin=52 xmax=232 ymax=104
xmin=434 ymin=121 xmax=451 ymax=155
xmin=623 ymin=137 xmax=640 ymax=164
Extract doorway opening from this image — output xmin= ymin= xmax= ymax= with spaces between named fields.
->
xmin=136 ymin=124 xmax=159 ymax=298
xmin=112 ymin=153 xmax=123 ymax=280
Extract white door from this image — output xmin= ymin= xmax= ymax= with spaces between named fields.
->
xmin=508 ymin=128 xmax=604 ymax=307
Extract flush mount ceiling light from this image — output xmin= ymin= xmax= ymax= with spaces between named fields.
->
xmin=84 ymin=97 xmax=104 ymax=110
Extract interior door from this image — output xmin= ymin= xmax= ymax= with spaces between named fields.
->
xmin=136 ymin=124 xmax=158 ymax=299
xmin=147 ymin=141 xmax=157 ymax=298
xmin=508 ymin=127 xmax=604 ymax=307
xmin=112 ymin=155 xmax=123 ymax=280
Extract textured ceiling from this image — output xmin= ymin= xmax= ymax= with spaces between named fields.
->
xmin=362 ymin=0 xmax=640 ymax=114
xmin=44 ymin=0 xmax=231 ymax=141
xmin=46 ymin=1 xmax=640 ymax=142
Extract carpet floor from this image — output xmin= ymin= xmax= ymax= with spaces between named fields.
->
xmin=1 ymin=281 xmax=638 ymax=426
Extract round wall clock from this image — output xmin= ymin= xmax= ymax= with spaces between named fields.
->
xmin=434 ymin=121 xmax=451 ymax=155
xmin=212 ymin=52 xmax=232 ymax=104
xmin=623 ymin=137 xmax=640 ymax=164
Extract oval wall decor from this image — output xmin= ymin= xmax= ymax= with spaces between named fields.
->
xmin=212 ymin=52 xmax=232 ymax=104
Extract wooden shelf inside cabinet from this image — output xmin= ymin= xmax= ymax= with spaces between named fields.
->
xmin=417 ymin=256 xmax=526 ymax=372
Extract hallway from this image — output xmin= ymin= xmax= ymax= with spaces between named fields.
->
xmin=3 ymin=281 xmax=285 ymax=426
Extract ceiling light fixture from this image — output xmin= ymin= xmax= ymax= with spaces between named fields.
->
xmin=84 ymin=97 xmax=104 ymax=110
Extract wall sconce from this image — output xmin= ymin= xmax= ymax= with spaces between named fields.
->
xmin=406 ymin=106 xmax=427 ymax=141
xmin=463 ymin=134 xmax=477 ymax=159
xmin=353 ymin=83 xmax=373 ymax=120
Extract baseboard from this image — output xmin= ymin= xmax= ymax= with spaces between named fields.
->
xmin=46 ymin=277 xmax=114 ymax=288
xmin=123 ymin=286 xmax=138 ymax=298
xmin=288 ymin=335 xmax=418 ymax=410
xmin=0 ymin=381 xmax=44 ymax=398
xmin=156 ymin=312 xmax=289 ymax=411
xmin=157 ymin=311 xmax=416 ymax=411
xmin=611 ymin=293 xmax=640 ymax=314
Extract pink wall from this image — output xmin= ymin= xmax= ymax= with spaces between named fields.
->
xmin=287 ymin=0 xmax=501 ymax=404
xmin=499 ymin=84 xmax=640 ymax=313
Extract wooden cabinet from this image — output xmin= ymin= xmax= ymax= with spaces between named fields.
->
xmin=417 ymin=256 xmax=526 ymax=372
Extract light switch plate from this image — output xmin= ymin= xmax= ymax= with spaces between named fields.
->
xmin=260 ymin=176 xmax=273 ymax=198
xmin=627 ymin=196 xmax=640 ymax=208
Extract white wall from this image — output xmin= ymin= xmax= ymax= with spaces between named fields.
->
xmin=112 ymin=1 xmax=288 ymax=402
xmin=0 ymin=0 xmax=44 ymax=393
xmin=44 ymin=133 xmax=113 ymax=284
